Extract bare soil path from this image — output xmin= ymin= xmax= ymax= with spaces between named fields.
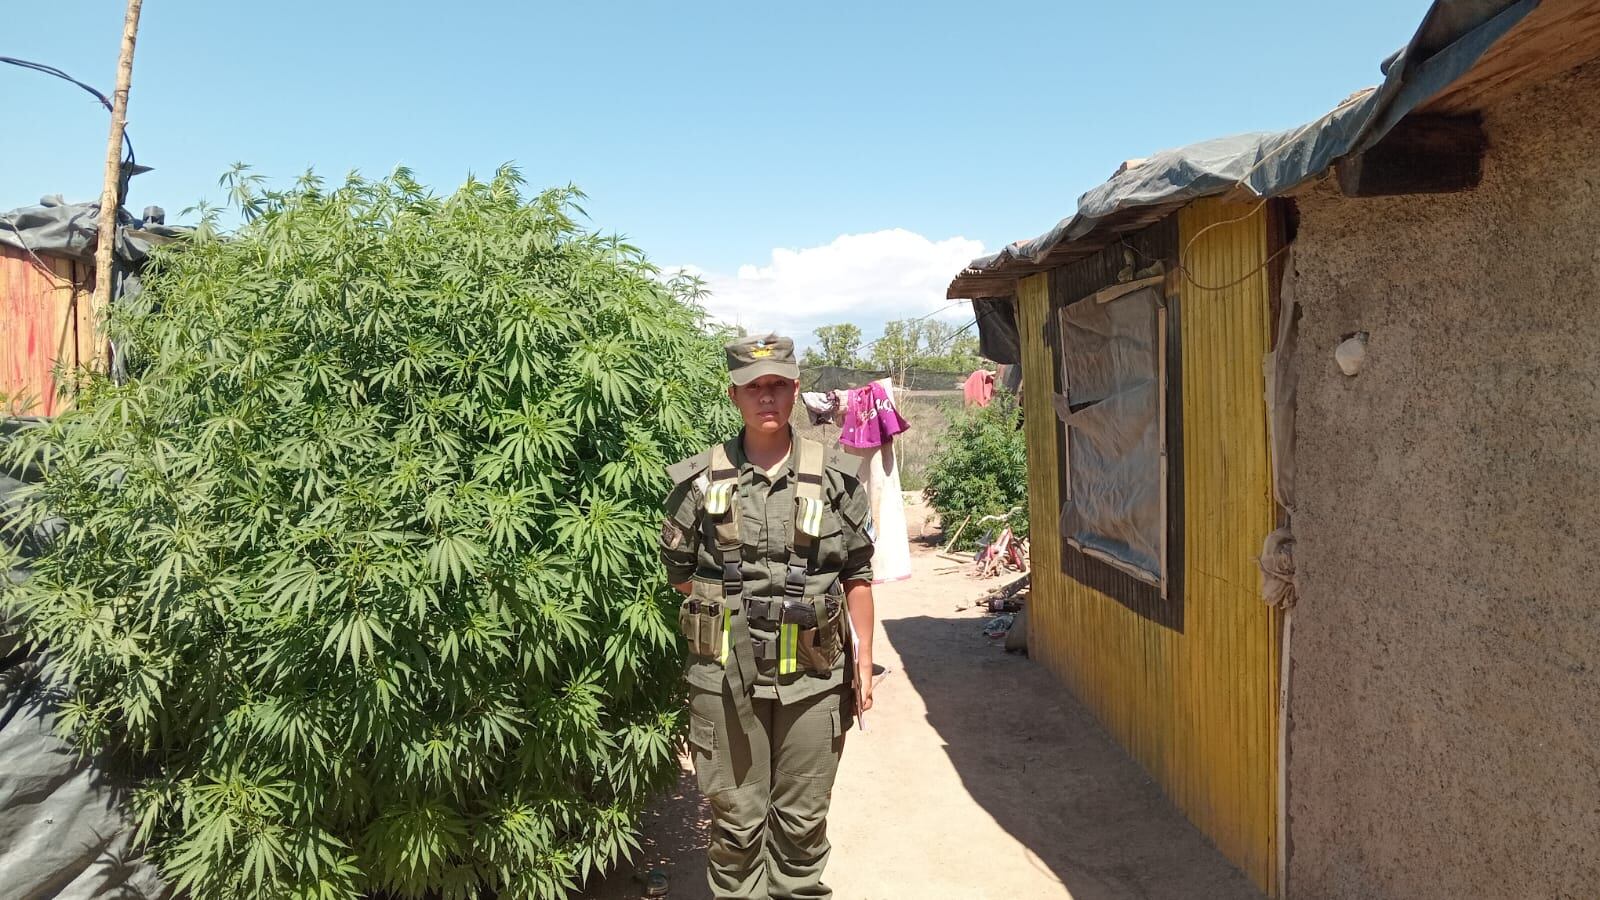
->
xmin=588 ymin=504 xmax=1262 ymax=900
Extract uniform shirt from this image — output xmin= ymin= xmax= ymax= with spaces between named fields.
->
xmin=660 ymin=433 xmax=874 ymax=705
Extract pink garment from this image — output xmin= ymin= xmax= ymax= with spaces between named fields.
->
xmin=839 ymin=382 xmax=910 ymax=449
xmin=963 ymin=369 xmax=996 ymax=407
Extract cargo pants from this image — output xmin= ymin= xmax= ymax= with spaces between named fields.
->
xmin=687 ymin=686 xmax=847 ymax=900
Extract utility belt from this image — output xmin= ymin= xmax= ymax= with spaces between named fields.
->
xmin=679 ymin=579 xmax=845 ymax=677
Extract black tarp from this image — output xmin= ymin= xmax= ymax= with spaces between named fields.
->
xmin=972 ymin=297 xmax=1020 ymax=365
xmin=0 ymin=198 xmax=183 ymax=267
xmin=1 ymin=424 xmax=171 ymax=898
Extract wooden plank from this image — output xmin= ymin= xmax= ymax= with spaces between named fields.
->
xmin=1093 ymin=271 xmax=1166 ymax=305
xmin=1 ymin=244 xmax=76 ymax=415
xmin=75 ymin=260 xmax=98 ymax=383
xmin=1420 ymin=0 xmax=1600 ymax=115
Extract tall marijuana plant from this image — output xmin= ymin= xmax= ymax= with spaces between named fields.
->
xmin=0 ymin=167 xmax=739 ymax=899
xmin=922 ymin=393 xmax=1029 ymax=550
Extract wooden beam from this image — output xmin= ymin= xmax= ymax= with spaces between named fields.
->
xmin=91 ymin=0 xmax=143 ymax=374
xmin=1336 ymin=114 xmax=1487 ymax=198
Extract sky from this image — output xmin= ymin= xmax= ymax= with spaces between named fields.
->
xmin=3 ymin=1 xmax=1432 ymax=348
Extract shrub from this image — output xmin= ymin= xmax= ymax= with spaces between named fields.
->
xmin=922 ymin=393 xmax=1028 ymax=550
xmin=0 ymin=167 xmax=739 ymax=899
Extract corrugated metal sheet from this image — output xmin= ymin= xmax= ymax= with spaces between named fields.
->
xmin=1022 ymin=199 xmax=1281 ymax=894
xmin=1175 ymin=197 xmax=1282 ymax=891
xmin=1 ymin=244 xmax=95 ymax=416
xmin=1017 ymin=273 xmax=1063 ymax=599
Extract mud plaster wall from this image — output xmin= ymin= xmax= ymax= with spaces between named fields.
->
xmin=1285 ymin=59 xmax=1600 ymax=899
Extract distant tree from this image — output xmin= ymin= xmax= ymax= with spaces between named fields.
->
xmin=917 ymin=321 xmax=983 ymax=373
xmin=802 ymin=323 xmax=864 ymax=368
xmin=868 ymin=319 xmax=922 ymax=378
xmin=867 ymin=318 xmax=983 ymax=377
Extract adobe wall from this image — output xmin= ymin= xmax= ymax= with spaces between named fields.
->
xmin=1286 ymin=59 xmax=1600 ymax=898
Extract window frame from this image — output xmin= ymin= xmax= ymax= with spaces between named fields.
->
xmin=1055 ymin=274 xmax=1170 ymax=597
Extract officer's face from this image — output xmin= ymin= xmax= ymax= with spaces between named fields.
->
xmin=729 ymin=375 xmax=799 ymax=435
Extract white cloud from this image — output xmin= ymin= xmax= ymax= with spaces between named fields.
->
xmin=665 ymin=229 xmax=985 ymax=349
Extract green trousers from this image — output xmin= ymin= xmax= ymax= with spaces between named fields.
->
xmin=687 ymin=686 xmax=846 ymax=900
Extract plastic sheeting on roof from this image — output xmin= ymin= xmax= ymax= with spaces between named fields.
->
xmin=0 ymin=198 xmax=185 ymax=267
xmin=949 ymin=0 xmax=1540 ymax=301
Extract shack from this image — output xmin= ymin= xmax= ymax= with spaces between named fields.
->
xmin=947 ymin=1 xmax=1600 ymax=896
xmin=1 ymin=198 xmax=179 ymax=414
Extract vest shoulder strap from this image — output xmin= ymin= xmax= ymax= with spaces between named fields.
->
xmin=795 ymin=436 xmax=825 ymax=501
xmin=707 ymin=440 xmax=739 ymax=483
xmin=793 ymin=436 xmax=827 ymax=543
xmin=704 ymin=440 xmax=741 ymax=549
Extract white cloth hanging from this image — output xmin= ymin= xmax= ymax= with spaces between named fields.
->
xmin=842 ymin=377 xmax=913 ymax=584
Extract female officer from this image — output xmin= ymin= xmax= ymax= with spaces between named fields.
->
xmin=659 ymin=333 xmax=876 ymax=899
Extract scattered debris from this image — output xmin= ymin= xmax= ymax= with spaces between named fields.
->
xmin=982 ymin=613 xmax=1015 ymax=639
xmin=978 ymin=529 xmax=1028 ymax=577
xmin=957 ymin=573 xmax=1030 ymax=612
xmin=1005 ymin=608 xmax=1029 ymax=655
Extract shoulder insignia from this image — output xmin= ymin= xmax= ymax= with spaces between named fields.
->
xmin=824 ymin=445 xmax=859 ymax=476
xmin=666 ymin=450 xmax=711 ymax=486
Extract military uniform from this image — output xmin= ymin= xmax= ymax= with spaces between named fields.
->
xmin=660 ymin=335 xmax=874 ymax=900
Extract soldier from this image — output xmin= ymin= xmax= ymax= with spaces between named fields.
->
xmin=659 ymin=333 xmax=877 ymax=900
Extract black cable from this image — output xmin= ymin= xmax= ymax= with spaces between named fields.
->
xmin=4 ymin=54 xmax=143 ymax=384
xmin=1 ymin=56 xmax=136 ymax=166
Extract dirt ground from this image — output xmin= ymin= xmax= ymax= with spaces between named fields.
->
xmin=587 ymin=500 xmax=1261 ymax=900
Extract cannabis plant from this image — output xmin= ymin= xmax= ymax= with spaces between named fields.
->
xmin=922 ymin=394 xmax=1029 ymax=549
xmin=0 ymin=167 xmax=739 ymax=899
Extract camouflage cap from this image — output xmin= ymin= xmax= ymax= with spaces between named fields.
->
xmin=725 ymin=333 xmax=800 ymax=386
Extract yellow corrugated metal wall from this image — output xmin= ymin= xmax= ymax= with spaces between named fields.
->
xmin=1020 ymin=198 xmax=1282 ymax=894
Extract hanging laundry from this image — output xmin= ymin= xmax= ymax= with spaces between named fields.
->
xmin=962 ymin=369 xmax=996 ymax=407
xmin=800 ymin=390 xmax=841 ymax=426
xmin=840 ymin=378 xmax=913 ymax=583
xmin=839 ymin=381 xmax=910 ymax=449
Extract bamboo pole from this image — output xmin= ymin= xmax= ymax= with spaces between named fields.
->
xmin=90 ymin=0 xmax=144 ymax=372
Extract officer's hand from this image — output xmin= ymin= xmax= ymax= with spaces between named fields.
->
xmin=855 ymin=658 xmax=874 ymax=713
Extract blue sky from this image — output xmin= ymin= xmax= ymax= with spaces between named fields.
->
xmin=4 ymin=1 xmax=1431 ymax=343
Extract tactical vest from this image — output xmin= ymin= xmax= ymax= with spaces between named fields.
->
xmin=677 ymin=436 xmax=848 ymax=722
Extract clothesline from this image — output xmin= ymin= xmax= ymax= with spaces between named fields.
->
xmin=799 ymin=380 xmax=907 ymax=448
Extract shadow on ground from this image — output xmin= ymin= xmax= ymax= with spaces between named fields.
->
xmin=584 ymin=762 xmax=713 ymax=900
xmin=585 ymin=599 xmax=1261 ymax=899
xmin=880 ymin=613 xmax=1262 ymax=900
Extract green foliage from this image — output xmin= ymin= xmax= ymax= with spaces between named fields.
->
xmin=915 ymin=321 xmax=983 ymax=374
xmin=922 ymin=394 xmax=1028 ymax=549
xmin=867 ymin=319 xmax=921 ymax=375
xmin=0 ymin=166 xmax=740 ymax=899
xmin=799 ymin=323 xmax=863 ymax=368
xmin=867 ymin=318 xmax=982 ymax=375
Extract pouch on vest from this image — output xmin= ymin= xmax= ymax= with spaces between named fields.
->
xmin=794 ymin=587 xmax=845 ymax=675
xmin=679 ymin=582 xmax=726 ymax=660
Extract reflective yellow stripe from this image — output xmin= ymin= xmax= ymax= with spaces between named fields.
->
xmin=796 ymin=495 xmax=824 ymax=538
xmin=719 ymin=608 xmax=731 ymax=666
xmin=704 ymin=481 xmax=735 ymax=516
xmin=779 ymin=623 xmax=799 ymax=675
